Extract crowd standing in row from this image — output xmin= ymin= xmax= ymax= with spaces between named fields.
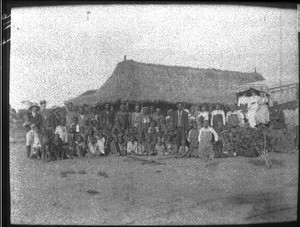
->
xmin=22 ymin=90 xmax=298 ymax=162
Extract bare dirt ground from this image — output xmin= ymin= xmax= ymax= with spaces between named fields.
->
xmin=10 ymin=126 xmax=298 ymax=225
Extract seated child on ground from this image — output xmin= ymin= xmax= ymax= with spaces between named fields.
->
xmin=75 ymin=134 xmax=86 ymax=158
xmin=156 ymin=137 xmax=166 ymax=155
xmin=95 ymin=130 xmax=106 ymax=156
xmin=136 ymin=134 xmax=145 ymax=155
xmin=175 ymin=139 xmax=189 ymax=158
xmin=127 ymin=135 xmax=138 ymax=155
xmin=52 ymin=133 xmax=68 ymax=160
xmin=165 ymin=135 xmax=177 ymax=155
xmin=85 ymin=135 xmax=101 ymax=158
xmin=117 ymin=133 xmax=127 ymax=156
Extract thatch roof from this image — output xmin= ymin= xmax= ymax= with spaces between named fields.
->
xmin=67 ymin=60 xmax=264 ymax=105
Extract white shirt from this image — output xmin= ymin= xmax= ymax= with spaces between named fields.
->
xmin=55 ymin=125 xmax=68 ymax=142
xmin=127 ymin=141 xmax=138 ymax=154
xmin=238 ymin=95 xmax=248 ymax=107
xmin=198 ymin=111 xmax=209 ymax=121
xmin=247 ymin=95 xmax=260 ymax=111
xmin=198 ymin=127 xmax=218 ymax=142
xmin=210 ymin=109 xmax=226 ymax=125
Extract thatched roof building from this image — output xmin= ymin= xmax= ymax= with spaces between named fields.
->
xmin=67 ymin=59 xmax=264 ymax=106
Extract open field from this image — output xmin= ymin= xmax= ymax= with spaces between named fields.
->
xmin=10 ymin=126 xmax=298 ymax=225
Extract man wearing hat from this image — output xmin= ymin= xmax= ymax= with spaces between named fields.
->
xmin=100 ymin=103 xmax=114 ymax=128
xmin=39 ymin=100 xmax=54 ymax=129
xmin=25 ymin=103 xmax=43 ymax=158
xmin=65 ymin=102 xmax=77 ymax=127
xmin=172 ymin=102 xmax=189 ymax=152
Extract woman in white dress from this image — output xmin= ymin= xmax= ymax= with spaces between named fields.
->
xmin=247 ymin=90 xmax=260 ymax=128
xmin=255 ymin=91 xmax=270 ymax=125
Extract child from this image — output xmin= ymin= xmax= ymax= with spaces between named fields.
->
xmin=23 ymin=116 xmax=42 ymax=159
xmin=52 ymin=134 xmax=68 ymax=160
xmin=148 ymin=121 xmax=160 ymax=134
xmin=149 ymin=137 xmax=157 ymax=156
xmin=86 ymin=135 xmax=100 ymax=158
xmin=198 ymin=120 xmax=218 ymax=161
xmin=55 ymin=118 xmax=68 ymax=142
xmin=165 ymin=135 xmax=176 ymax=155
xmin=156 ymin=137 xmax=166 ymax=155
xmin=91 ymin=119 xmax=99 ymax=132
xmin=66 ymin=126 xmax=76 ymax=159
xmin=144 ymin=136 xmax=152 ymax=156
xmin=136 ymin=135 xmax=145 ymax=155
xmin=117 ymin=133 xmax=127 ymax=156
xmin=175 ymin=139 xmax=189 ymax=158
xmin=198 ymin=105 xmax=209 ymax=128
xmin=187 ymin=121 xmax=199 ymax=157
xmin=75 ymin=134 xmax=86 ymax=158
xmin=127 ymin=135 xmax=137 ymax=155
xmin=96 ymin=130 xmax=106 ymax=156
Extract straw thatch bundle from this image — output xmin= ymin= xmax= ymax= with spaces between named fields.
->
xmin=67 ymin=59 xmax=264 ymax=106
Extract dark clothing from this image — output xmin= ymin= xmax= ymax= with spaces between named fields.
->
xmin=116 ymin=111 xmax=129 ymax=129
xmin=27 ymin=112 xmax=43 ymax=131
xmin=172 ymin=110 xmax=189 ymax=132
xmin=100 ymin=110 xmax=114 ymax=127
xmin=270 ymin=106 xmax=285 ymax=129
xmin=51 ymin=111 xmax=61 ymax=131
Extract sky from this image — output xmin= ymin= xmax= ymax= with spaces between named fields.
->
xmin=9 ymin=4 xmax=298 ymax=110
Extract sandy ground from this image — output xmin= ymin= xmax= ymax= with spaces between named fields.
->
xmin=10 ymin=127 xmax=298 ymax=225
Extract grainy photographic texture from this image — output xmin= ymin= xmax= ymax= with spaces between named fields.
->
xmin=9 ymin=4 xmax=298 ymax=225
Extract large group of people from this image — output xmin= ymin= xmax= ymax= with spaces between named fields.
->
xmin=21 ymin=89 xmax=298 ymax=162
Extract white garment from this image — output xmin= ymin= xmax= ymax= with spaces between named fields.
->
xmin=210 ymin=110 xmax=226 ymax=125
xmin=127 ymin=141 xmax=138 ymax=154
xmin=198 ymin=127 xmax=218 ymax=142
xmin=55 ymin=125 xmax=68 ymax=142
xmin=198 ymin=111 xmax=209 ymax=121
xmin=238 ymin=95 xmax=248 ymax=107
xmin=236 ymin=109 xmax=245 ymax=126
xmin=96 ymin=137 xmax=105 ymax=154
xmin=26 ymin=129 xmax=41 ymax=148
xmin=247 ymin=95 xmax=260 ymax=128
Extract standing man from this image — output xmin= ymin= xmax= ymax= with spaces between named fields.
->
xmin=172 ymin=102 xmax=189 ymax=153
xmin=115 ymin=103 xmax=129 ymax=130
xmin=51 ymin=106 xmax=61 ymax=131
xmin=39 ymin=100 xmax=53 ymax=129
xmin=65 ymin=102 xmax=77 ymax=127
xmin=100 ymin=103 xmax=114 ymax=128
xmin=77 ymin=106 xmax=90 ymax=128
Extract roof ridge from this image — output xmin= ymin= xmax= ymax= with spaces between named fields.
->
xmin=124 ymin=59 xmax=259 ymax=74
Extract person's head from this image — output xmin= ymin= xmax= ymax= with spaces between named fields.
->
xmin=129 ymin=127 xmax=134 ymax=134
xmin=259 ymin=91 xmax=265 ymax=97
xmin=287 ymin=102 xmax=293 ymax=110
xmin=149 ymin=105 xmax=155 ymax=113
xmin=92 ymin=119 xmax=98 ymax=126
xmin=120 ymin=104 xmax=125 ymax=111
xmin=190 ymin=105 xmax=195 ymax=114
xmin=105 ymin=103 xmax=110 ymax=110
xmin=60 ymin=118 xmax=66 ymax=126
xmin=146 ymin=136 xmax=151 ymax=143
xmin=129 ymin=135 xmax=135 ymax=142
xmin=84 ymin=120 xmax=90 ymax=126
xmin=118 ymin=133 xmax=124 ymax=143
xmin=134 ymin=104 xmax=140 ymax=112
xmin=181 ymin=139 xmax=186 ymax=146
xmin=192 ymin=121 xmax=198 ymax=129
xmin=215 ymin=104 xmax=220 ymax=110
xmin=156 ymin=108 xmax=161 ymax=115
xmin=88 ymin=127 xmax=94 ymax=135
xmin=177 ymin=102 xmax=183 ymax=111
xmin=167 ymin=109 xmax=173 ymax=116
xmin=283 ymin=127 xmax=287 ymax=134
xmin=77 ymin=134 xmax=83 ymax=142
xmin=66 ymin=126 xmax=71 ymax=133
xmin=71 ymin=124 xmax=76 ymax=132
xmin=273 ymin=101 xmax=279 ymax=107
xmin=153 ymin=137 xmax=158 ymax=143
xmin=97 ymin=130 xmax=103 ymax=138
xmin=250 ymin=89 xmax=256 ymax=96
xmin=40 ymin=100 xmax=46 ymax=110
xmin=73 ymin=116 xmax=78 ymax=124
xmin=201 ymin=105 xmax=206 ymax=112
xmin=67 ymin=102 xmax=73 ymax=111
xmin=91 ymin=136 xmax=97 ymax=144
xmin=79 ymin=106 xmax=85 ymax=114
xmin=157 ymin=131 xmax=163 ymax=138
xmin=91 ymin=106 xmax=97 ymax=114
xmin=142 ymin=107 xmax=148 ymax=114
xmin=31 ymin=105 xmax=38 ymax=113
xmin=203 ymin=120 xmax=209 ymax=128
